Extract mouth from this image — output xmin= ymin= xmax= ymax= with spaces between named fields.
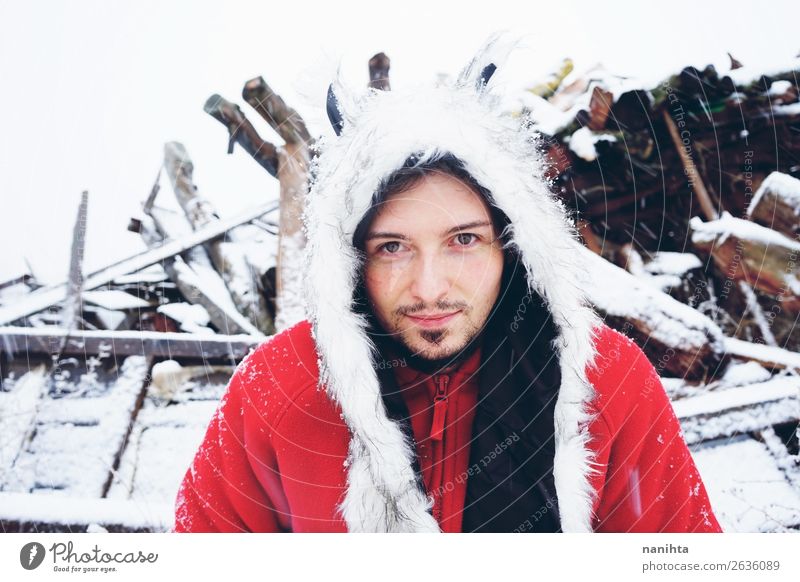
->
xmin=405 ymin=311 xmax=462 ymax=328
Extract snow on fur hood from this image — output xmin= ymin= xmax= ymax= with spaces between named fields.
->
xmin=300 ymin=36 xmax=604 ymax=532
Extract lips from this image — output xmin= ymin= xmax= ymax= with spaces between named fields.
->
xmin=405 ymin=311 xmax=462 ymax=327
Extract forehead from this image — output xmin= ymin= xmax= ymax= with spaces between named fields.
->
xmin=367 ymin=173 xmax=493 ymax=233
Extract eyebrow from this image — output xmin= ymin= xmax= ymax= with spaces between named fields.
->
xmin=365 ymin=220 xmax=493 ymax=242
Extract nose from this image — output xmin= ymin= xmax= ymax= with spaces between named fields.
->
xmin=408 ymin=253 xmax=451 ymax=304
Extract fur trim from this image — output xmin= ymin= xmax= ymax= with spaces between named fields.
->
xmin=303 ymin=36 xmax=603 ymax=532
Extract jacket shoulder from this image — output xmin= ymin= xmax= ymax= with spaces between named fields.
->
xmin=230 ymin=319 xmax=321 ymax=422
xmin=586 ymin=323 xmax=667 ymax=425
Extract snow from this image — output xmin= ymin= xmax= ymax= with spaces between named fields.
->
xmin=690 ymin=211 xmax=800 ymax=252
xmin=112 ymin=265 xmax=168 ymax=285
xmin=724 ymin=57 xmax=800 ymax=88
xmin=724 ymin=336 xmax=800 ymax=372
xmin=156 ymin=302 xmax=213 ymax=334
xmin=774 ymin=101 xmax=800 ymax=117
xmin=87 ymin=305 xmax=127 ymax=331
xmin=2 ymin=356 xmax=150 ymax=497
xmin=107 ymin=372 xmax=228 ymax=508
xmin=0 ymin=280 xmax=34 ymax=305
xmin=644 ymin=252 xmax=703 ymax=277
xmin=567 ymin=127 xmax=617 ymax=162
xmin=673 ymin=375 xmax=798 ymax=419
xmin=0 ymin=365 xmax=46 ymax=481
xmin=0 ymin=491 xmax=172 ymax=531
xmin=692 ymin=435 xmax=800 ymax=532
xmin=172 ymin=255 xmax=264 ymax=337
xmin=768 ymin=79 xmax=794 ymax=96
xmin=580 ymin=245 xmax=724 ymax=352
xmin=746 ymin=171 xmax=800 ymax=218
xmin=718 ymin=360 xmax=773 ymax=387
xmin=82 ymin=289 xmax=150 ymax=310
xmin=517 ymin=92 xmax=584 ymax=136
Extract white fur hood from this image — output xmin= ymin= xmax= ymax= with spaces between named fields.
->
xmin=301 ymin=37 xmax=603 ymax=532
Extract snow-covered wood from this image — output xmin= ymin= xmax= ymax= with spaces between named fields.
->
xmin=107 ymin=367 xmax=229 ymax=508
xmin=580 ymin=245 xmax=726 ymax=380
xmin=0 ymin=356 xmax=149 ymax=498
xmin=163 ymin=142 xmax=274 ymax=334
xmin=747 ymin=171 xmax=800 ymax=239
xmin=0 ymin=201 xmax=277 ymax=326
xmin=0 ymin=326 xmax=261 ymax=362
xmin=675 ymin=375 xmax=799 ymax=444
xmin=0 ymin=491 xmax=172 ymax=533
xmin=691 ymin=212 xmax=800 ymax=311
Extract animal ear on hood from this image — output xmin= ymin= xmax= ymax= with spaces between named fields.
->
xmin=324 ymin=65 xmax=363 ymax=136
xmin=455 ymin=31 xmax=520 ymax=95
xmin=326 ymin=84 xmax=345 ymax=136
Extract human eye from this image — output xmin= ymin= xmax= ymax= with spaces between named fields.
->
xmin=451 ymin=233 xmax=479 ymax=247
xmin=378 ymin=241 xmax=405 ymax=255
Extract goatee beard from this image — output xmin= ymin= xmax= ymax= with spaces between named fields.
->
xmin=377 ymin=323 xmax=485 ymax=375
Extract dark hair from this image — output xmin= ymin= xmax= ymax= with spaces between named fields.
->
xmin=352 ymin=152 xmax=512 ymax=256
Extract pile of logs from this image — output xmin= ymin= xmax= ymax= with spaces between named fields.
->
xmin=514 ymin=54 xmax=800 ymax=378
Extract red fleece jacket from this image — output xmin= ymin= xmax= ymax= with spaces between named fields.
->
xmin=173 ymin=320 xmax=722 ymax=533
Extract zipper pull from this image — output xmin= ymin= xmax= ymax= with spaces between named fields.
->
xmin=430 ymin=375 xmax=449 ymax=441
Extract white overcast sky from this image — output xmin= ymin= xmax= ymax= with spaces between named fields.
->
xmin=1 ymin=0 xmax=797 ymax=284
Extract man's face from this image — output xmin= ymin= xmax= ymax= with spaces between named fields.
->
xmin=363 ymin=172 xmax=505 ymax=361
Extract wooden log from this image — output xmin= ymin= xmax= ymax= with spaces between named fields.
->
xmin=690 ymin=213 xmax=800 ymax=312
xmin=0 ymin=326 xmax=261 ymax=363
xmin=242 ymin=78 xmax=312 ymax=331
xmin=369 ymin=52 xmax=391 ymax=91
xmin=588 ymin=86 xmax=613 ymax=131
xmin=724 ymin=336 xmax=800 ymax=373
xmin=746 ymin=171 xmax=800 ymax=239
xmin=674 ymin=377 xmax=799 ymax=445
xmin=163 ymin=142 xmax=274 ymax=335
xmin=273 ymin=142 xmax=309 ymax=331
xmin=662 ymin=109 xmax=719 ymax=221
xmin=62 ymin=191 xmax=88 ymax=336
xmin=579 ymin=245 xmax=727 ymax=381
xmin=203 ymin=94 xmax=280 ymax=176
xmin=242 ymin=76 xmax=312 ymax=146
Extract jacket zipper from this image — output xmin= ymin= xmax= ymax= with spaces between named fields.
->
xmin=430 ymin=374 xmax=449 ymax=523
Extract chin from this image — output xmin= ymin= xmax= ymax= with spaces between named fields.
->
xmin=404 ymin=330 xmax=465 ymax=359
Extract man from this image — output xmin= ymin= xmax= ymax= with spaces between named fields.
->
xmin=173 ymin=41 xmax=721 ymax=533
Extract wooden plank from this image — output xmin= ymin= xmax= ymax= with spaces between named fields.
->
xmin=107 ymin=367 xmax=230 ymax=505
xmin=0 ymin=327 xmax=262 ymax=363
xmin=675 ymin=377 xmax=799 ymax=444
xmin=0 ymin=492 xmax=171 ymax=533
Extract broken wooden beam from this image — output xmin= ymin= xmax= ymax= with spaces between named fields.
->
xmin=242 ymin=77 xmax=312 ymax=146
xmin=203 ymin=94 xmax=280 ymax=176
xmin=0 ymin=326 xmax=262 ymax=363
